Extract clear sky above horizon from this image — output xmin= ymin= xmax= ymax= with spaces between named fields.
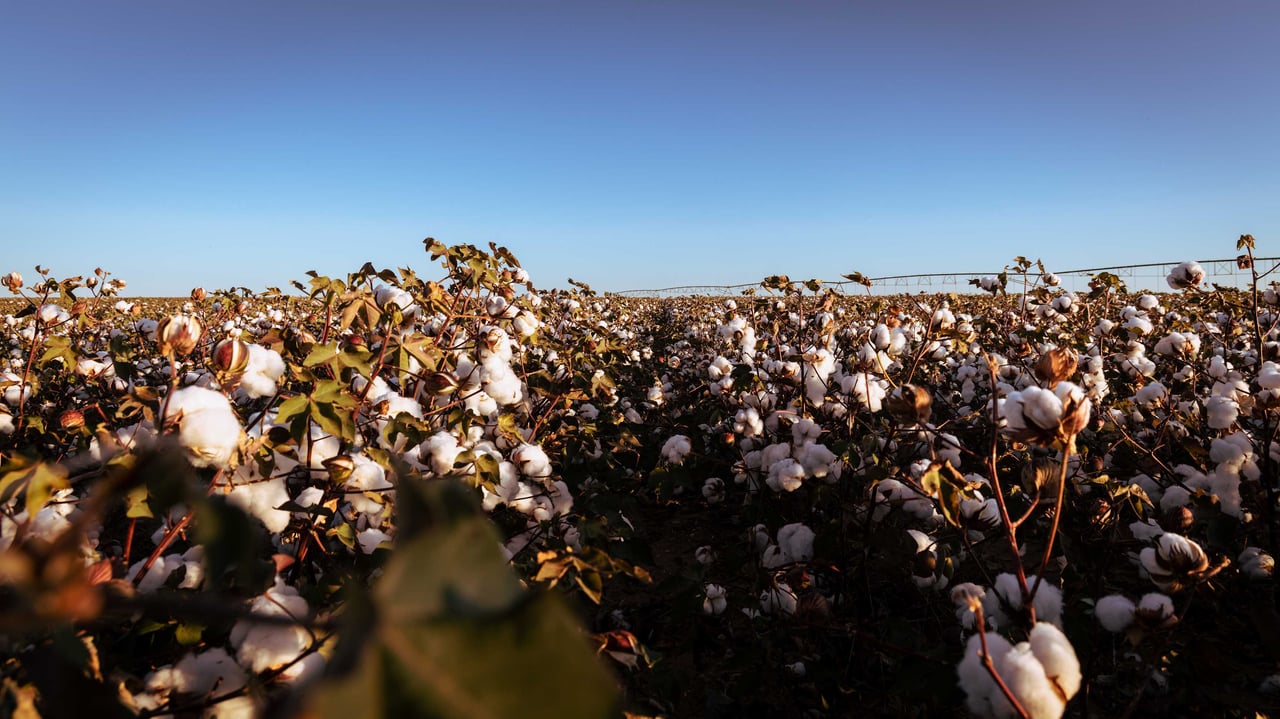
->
xmin=4 ymin=1 xmax=1278 ymax=296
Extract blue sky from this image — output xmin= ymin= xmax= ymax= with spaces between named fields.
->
xmin=3 ymin=1 xmax=1278 ymax=296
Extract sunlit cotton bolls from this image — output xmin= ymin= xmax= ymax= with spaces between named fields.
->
xmin=344 ymin=454 xmax=394 ymax=516
xmin=512 ymin=443 xmax=552 ymax=478
xmin=239 ymin=344 xmax=286 ymax=399
xmin=163 ymin=386 xmax=243 ymax=469
xmin=136 ymin=648 xmax=247 ymax=712
xmin=1166 ymin=261 xmax=1205 ymax=290
xmin=957 ymin=623 xmax=1080 ymax=719
xmin=1205 ymin=395 xmax=1239 ymax=430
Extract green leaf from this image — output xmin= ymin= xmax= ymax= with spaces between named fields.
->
xmin=193 ymin=495 xmax=275 ymax=597
xmin=310 ymin=502 xmax=618 ymax=719
xmin=919 ymin=461 xmax=964 ymax=529
xmin=275 ymin=395 xmax=311 ymax=427
xmin=125 ymin=485 xmax=153 ymax=519
xmin=175 ymin=623 xmax=204 ymax=646
xmin=304 ymin=342 xmax=341 ymax=368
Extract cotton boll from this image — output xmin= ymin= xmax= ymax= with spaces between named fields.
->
xmin=791 ymin=417 xmax=821 ymax=445
xmin=164 ymin=386 xmax=243 ymax=469
xmin=1095 ymin=594 xmax=1137 ymax=632
xmin=1136 ymin=593 xmax=1176 ymax=625
xmin=1129 ymin=518 xmax=1164 ymax=541
xmin=759 ymin=583 xmax=797 ymax=615
xmin=1033 ymin=583 xmax=1064 ymax=627
xmin=733 ymin=407 xmax=764 ymax=437
xmin=951 ymin=583 xmax=988 ymax=630
xmin=1133 ymin=382 xmax=1167 ymax=407
xmin=170 ymin=648 xmax=248 ymax=696
xmin=230 ymin=581 xmax=312 ymax=674
xmin=373 ymin=285 xmax=415 ymax=312
xmin=841 ymin=372 xmax=886 ymax=412
xmin=703 ymin=584 xmax=727 ymax=615
xmin=766 ymin=458 xmax=805 ymax=492
xmin=343 ymin=454 xmax=393 ymax=515
xmin=239 ymin=344 xmax=286 ymax=399
xmin=420 ymin=431 xmax=463 ymax=475
xmin=956 ymin=631 xmax=1016 ymax=718
xmin=997 ymin=641 xmax=1067 ymax=719
xmin=1205 ymin=395 xmax=1239 ymax=430
xmin=223 ymin=471 xmax=291 ymax=534
xmin=1240 ymin=547 xmax=1275 ymax=579
xmin=702 ymin=477 xmax=726 ymax=504
xmin=512 ymin=443 xmax=552 ymax=478
xmin=794 ymin=441 xmax=839 ymax=481
xmin=357 ymin=527 xmax=392 ymax=554
xmin=777 ymin=523 xmax=815 ymax=563
xmin=660 ymin=434 xmax=693 ymax=465
xmin=127 ymin=554 xmax=185 ymax=593
xmin=1166 ymin=261 xmax=1205 ymax=290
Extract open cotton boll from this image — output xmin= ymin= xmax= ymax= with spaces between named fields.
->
xmin=1166 ymin=261 xmax=1205 ymax=290
xmin=1136 ymin=593 xmax=1176 ymax=625
xmin=707 ymin=355 xmax=733 ymax=381
xmin=777 ymin=523 xmax=815 ymax=563
xmin=701 ymin=477 xmax=726 ymax=504
xmin=357 ymin=527 xmax=392 ymax=554
xmin=733 ymin=407 xmax=764 ymax=437
xmin=1133 ymin=382 xmax=1167 ymax=407
xmin=171 ymin=648 xmax=248 ymax=697
xmin=164 ymin=386 xmax=243 ymax=469
xmin=343 ymin=454 xmax=393 ymax=515
xmin=481 ymin=359 xmax=524 ymax=406
xmin=223 ymin=469 xmax=291 ymax=533
xmin=841 ymin=372 xmax=886 ymax=412
xmin=951 ymin=583 xmax=988 ymax=630
xmin=373 ymin=285 xmax=415 ymax=312
xmin=660 ymin=434 xmax=693 ymax=465
xmin=794 ymin=441 xmax=840 ymax=481
xmin=1095 ymin=594 xmax=1137 ymax=632
xmin=238 ymin=344 xmax=285 ymax=399
xmin=127 ymin=554 xmax=185 ymax=593
xmin=1205 ymin=395 xmax=1239 ymax=429
xmin=420 ymin=431 xmax=463 ymax=475
xmin=1240 ymin=547 xmax=1275 ymax=579
xmin=2 ymin=371 xmax=30 ymax=407
xmin=766 ymin=457 xmax=805 ymax=492
xmin=703 ymin=584 xmax=727 ymax=615
xmin=230 ymin=580 xmax=312 ymax=674
xmin=1028 ymin=622 xmax=1081 ymax=700
xmin=956 ymin=632 xmax=1016 ymax=718
xmin=759 ymin=583 xmax=797 ymax=615
xmin=512 ymin=443 xmax=552 ymax=478
xmin=998 ymin=642 xmax=1068 ymax=719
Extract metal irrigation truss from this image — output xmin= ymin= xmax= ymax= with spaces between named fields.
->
xmin=614 ymin=257 xmax=1280 ymax=298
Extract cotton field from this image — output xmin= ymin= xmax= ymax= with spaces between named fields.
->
xmin=3 ymin=237 xmax=1280 ymax=717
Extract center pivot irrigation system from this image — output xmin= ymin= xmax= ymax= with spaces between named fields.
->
xmin=614 ymin=257 xmax=1280 ymax=298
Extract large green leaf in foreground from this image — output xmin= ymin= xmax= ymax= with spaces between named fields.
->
xmin=308 ymin=512 xmax=618 ymax=719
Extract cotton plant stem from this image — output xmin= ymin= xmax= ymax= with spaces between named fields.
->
xmin=1029 ymin=436 xmax=1074 ymax=605
xmin=973 ymin=601 xmax=1031 ymax=719
xmin=983 ymin=357 xmax=1034 ymax=619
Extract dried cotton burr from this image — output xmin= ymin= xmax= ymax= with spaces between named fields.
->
xmin=886 ymin=384 xmax=932 ymax=425
xmin=156 ymin=314 xmax=204 ymax=357
xmin=1034 ymin=347 xmax=1078 ymax=388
